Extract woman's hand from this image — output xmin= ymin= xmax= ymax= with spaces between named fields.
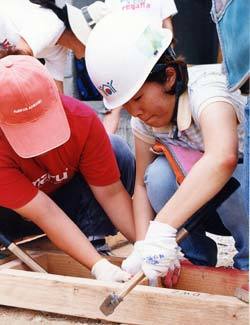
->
xmin=91 ymin=259 xmax=132 ymax=282
xmin=122 ymin=221 xmax=183 ymax=287
xmin=121 ymin=241 xmax=144 ymax=275
xmin=136 ymin=221 xmax=183 ymax=286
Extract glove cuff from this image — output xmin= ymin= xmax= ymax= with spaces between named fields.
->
xmin=134 ymin=240 xmax=144 ymax=250
xmin=145 ymin=221 xmax=177 ymax=241
xmin=91 ymin=258 xmax=109 ymax=278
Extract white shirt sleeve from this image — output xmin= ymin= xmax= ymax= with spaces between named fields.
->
xmin=42 ymin=45 xmax=68 ymax=82
xmin=161 ymin=0 xmax=178 ymax=19
xmin=188 ymin=65 xmax=246 ymax=127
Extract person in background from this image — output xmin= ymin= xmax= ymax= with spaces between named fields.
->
xmin=211 ymin=0 xmax=249 ymax=219
xmin=0 ymin=0 xmax=110 ymax=93
xmin=102 ymin=0 xmax=178 ymax=134
xmin=85 ymin=12 xmax=249 ymax=286
xmin=0 ymin=54 xmax=136 ymax=282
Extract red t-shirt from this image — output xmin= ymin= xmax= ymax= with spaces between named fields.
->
xmin=0 ymin=95 xmax=120 ymax=209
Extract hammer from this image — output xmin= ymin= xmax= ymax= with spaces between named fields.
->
xmin=99 ymin=177 xmax=240 ymax=315
xmin=0 ymin=232 xmax=47 ymax=273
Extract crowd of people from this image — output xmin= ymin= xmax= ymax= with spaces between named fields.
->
xmin=0 ymin=0 xmax=249 ymax=285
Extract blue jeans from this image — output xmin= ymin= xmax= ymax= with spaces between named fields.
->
xmin=244 ymin=98 xmax=250 ymax=215
xmin=144 ymin=156 xmax=249 ymax=270
xmin=211 ymin=0 xmax=250 ymax=91
xmin=0 ymin=135 xmax=135 ymax=240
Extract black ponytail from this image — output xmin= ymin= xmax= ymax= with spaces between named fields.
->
xmin=29 ymin=0 xmax=71 ymax=30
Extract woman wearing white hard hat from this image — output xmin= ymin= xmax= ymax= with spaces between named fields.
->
xmin=0 ymin=0 xmax=110 ymax=92
xmin=85 ymin=12 xmax=248 ymax=285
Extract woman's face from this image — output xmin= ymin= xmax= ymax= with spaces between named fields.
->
xmin=123 ymin=81 xmax=176 ymax=128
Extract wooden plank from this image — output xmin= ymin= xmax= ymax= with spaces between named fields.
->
xmin=0 ymin=235 xmax=57 ymax=265
xmin=43 ymin=252 xmax=250 ymax=296
xmin=174 ymin=261 xmax=249 ymax=296
xmin=4 ymin=252 xmax=248 ymax=296
xmin=0 ymin=268 xmax=248 ymax=325
xmin=0 ymin=253 xmax=48 ymax=272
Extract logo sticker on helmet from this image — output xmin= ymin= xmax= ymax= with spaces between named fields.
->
xmin=98 ymin=80 xmax=117 ymax=97
xmin=136 ymin=26 xmax=165 ymax=58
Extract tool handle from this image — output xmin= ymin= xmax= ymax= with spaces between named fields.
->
xmin=0 ymin=231 xmax=47 ymax=273
xmin=118 ymin=271 xmax=145 ymax=300
xmin=8 ymin=243 xmax=47 ymax=273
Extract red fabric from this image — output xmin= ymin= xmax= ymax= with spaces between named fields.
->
xmin=0 ymin=95 xmax=120 ymax=209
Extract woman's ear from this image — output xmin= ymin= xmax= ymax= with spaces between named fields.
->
xmin=164 ymin=67 xmax=177 ymax=91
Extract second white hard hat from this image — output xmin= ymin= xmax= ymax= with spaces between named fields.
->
xmin=66 ymin=1 xmax=111 ymax=45
xmin=85 ymin=12 xmax=173 ymax=110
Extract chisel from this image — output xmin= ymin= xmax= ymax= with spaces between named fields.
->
xmin=0 ymin=232 xmax=47 ymax=273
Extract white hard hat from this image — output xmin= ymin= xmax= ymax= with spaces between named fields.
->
xmin=66 ymin=1 xmax=112 ymax=45
xmin=85 ymin=12 xmax=173 ymax=110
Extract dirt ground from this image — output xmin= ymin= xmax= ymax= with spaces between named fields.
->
xmin=0 ymin=233 xmax=237 ymax=325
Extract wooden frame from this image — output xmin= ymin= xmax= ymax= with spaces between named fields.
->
xmin=0 ymin=251 xmax=248 ymax=325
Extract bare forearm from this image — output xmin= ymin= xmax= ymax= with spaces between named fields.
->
xmin=156 ymin=154 xmax=236 ymax=228
xmin=91 ymin=181 xmax=136 ymax=242
xmin=15 ymin=191 xmax=101 ymax=269
xmin=34 ymin=211 xmax=101 ymax=269
xmin=54 ymin=79 xmax=64 ymax=93
xmin=133 ymin=184 xmax=154 ymax=240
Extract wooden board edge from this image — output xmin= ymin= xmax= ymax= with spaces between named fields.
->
xmin=0 ymin=268 xmax=248 ymax=325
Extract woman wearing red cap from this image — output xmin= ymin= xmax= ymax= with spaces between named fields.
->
xmin=0 ymin=54 xmax=136 ymax=282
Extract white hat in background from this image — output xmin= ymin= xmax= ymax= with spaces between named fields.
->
xmin=65 ymin=1 xmax=112 ymax=45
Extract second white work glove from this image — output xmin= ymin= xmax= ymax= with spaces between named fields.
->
xmin=136 ymin=221 xmax=183 ymax=286
xmin=91 ymin=258 xmax=132 ymax=282
xmin=121 ymin=241 xmax=143 ymax=275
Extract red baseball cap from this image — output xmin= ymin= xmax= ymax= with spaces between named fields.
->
xmin=0 ymin=55 xmax=70 ymax=158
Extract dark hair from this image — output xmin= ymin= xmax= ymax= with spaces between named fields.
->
xmin=0 ymin=47 xmax=28 ymax=59
xmin=29 ymin=0 xmax=71 ymax=30
xmin=146 ymin=48 xmax=189 ymax=96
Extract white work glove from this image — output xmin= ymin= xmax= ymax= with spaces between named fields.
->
xmin=91 ymin=258 xmax=132 ymax=282
xmin=86 ymin=1 xmax=111 ymax=27
xmin=121 ymin=241 xmax=143 ymax=275
xmin=136 ymin=221 xmax=183 ymax=286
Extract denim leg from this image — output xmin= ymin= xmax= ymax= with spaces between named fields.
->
xmin=144 ymin=155 xmax=218 ymax=266
xmin=243 ymin=98 xmax=249 ymax=218
xmin=51 ymin=174 xmax=116 ymax=237
xmin=215 ymin=164 xmax=249 ymax=270
xmin=109 ymin=134 xmax=135 ymax=196
xmin=0 ymin=207 xmax=42 ymax=240
xmin=52 ymin=135 xmax=135 ymax=238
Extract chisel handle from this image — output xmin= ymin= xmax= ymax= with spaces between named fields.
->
xmin=118 ymin=271 xmax=145 ymax=300
xmin=0 ymin=232 xmax=47 ymax=273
